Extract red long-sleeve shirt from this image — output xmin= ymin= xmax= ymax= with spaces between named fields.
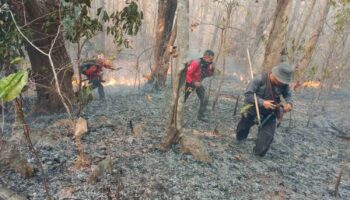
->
xmin=185 ymin=59 xmax=214 ymax=84
xmin=84 ymin=60 xmax=112 ymax=80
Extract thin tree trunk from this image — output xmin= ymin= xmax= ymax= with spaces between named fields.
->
xmin=100 ymin=0 xmax=106 ymax=52
xmin=262 ymin=0 xmax=292 ymax=71
xmin=291 ymin=0 xmax=316 ymax=62
xmin=212 ymin=2 xmax=234 ymax=110
xmin=140 ymin=0 xmax=154 ymax=46
xmin=252 ymin=0 xmax=273 ymax=68
xmin=294 ymin=0 xmax=331 ymax=83
xmin=151 ymin=0 xmax=178 ymax=89
xmin=209 ymin=13 xmax=222 ymax=50
xmin=287 ymin=0 xmax=301 ymax=38
xmin=197 ymin=0 xmax=210 ymax=52
xmin=160 ymin=0 xmax=189 ymax=150
xmin=14 ymin=98 xmax=51 ymax=199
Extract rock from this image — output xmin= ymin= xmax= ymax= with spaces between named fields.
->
xmin=133 ymin=124 xmax=145 ymax=138
xmin=87 ymin=157 xmax=113 ymax=184
xmin=87 ymin=165 xmax=101 ymax=184
xmin=0 ymin=187 xmax=27 ymax=200
xmin=74 ymin=117 xmax=88 ymax=139
xmin=58 ymin=187 xmax=76 ymax=200
xmin=126 ymin=137 xmax=135 ymax=144
xmin=179 ymin=134 xmax=211 ymax=163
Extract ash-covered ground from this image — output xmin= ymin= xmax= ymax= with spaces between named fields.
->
xmin=1 ymin=73 xmax=350 ymax=200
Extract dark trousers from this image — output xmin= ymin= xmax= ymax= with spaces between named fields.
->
xmin=90 ymin=79 xmax=105 ymax=100
xmin=184 ymin=83 xmax=208 ymax=118
xmin=236 ymin=106 xmax=276 ymax=156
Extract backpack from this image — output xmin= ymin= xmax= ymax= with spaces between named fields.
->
xmin=80 ymin=60 xmax=99 ymax=75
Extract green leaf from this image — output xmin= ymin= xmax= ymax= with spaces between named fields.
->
xmin=76 ymin=85 xmax=93 ymax=106
xmin=10 ymin=57 xmax=23 ymax=65
xmin=0 ymin=71 xmax=28 ymax=102
xmin=240 ymin=104 xmax=253 ymax=118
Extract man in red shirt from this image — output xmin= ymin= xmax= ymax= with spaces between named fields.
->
xmin=185 ymin=50 xmax=215 ymax=122
xmin=81 ymin=54 xmax=114 ymax=100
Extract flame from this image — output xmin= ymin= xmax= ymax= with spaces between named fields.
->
xmin=72 ymin=76 xmax=144 ymax=88
xmin=72 ymin=78 xmax=79 ymax=87
xmin=240 ymin=75 xmax=244 ymax=81
xmin=103 ymin=76 xmax=142 ymax=86
xmin=103 ymin=77 xmax=118 ymax=86
xmin=71 ymin=77 xmax=89 ymax=88
xmin=302 ymin=81 xmax=321 ymax=88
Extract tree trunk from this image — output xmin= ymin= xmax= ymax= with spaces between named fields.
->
xmin=252 ymin=0 xmax=273 ymax=68
xmin=287 ymin=0 xmax=301 ymax=38
xmin=291 ymin=0 xmax=316 ymax=62
xmin=212 ymin=2 xmax=234 ymax=110
xmin=197 ymin=0 xmax=210 ymax=52
xmin=11 ymin=0 xmax=74 ymax=114
xmin=99 ymin=0 xmax=106 ymax=52
xmin=294 ymin=0 xmax=330 ymax=82
xmin=140 ymin=0 xmax=155 ymax=47
xmin=209 ymin=13 xmax=222 ymax=50
xmin=151 ymin=0 xmax=178 ymax=89
xmin=160 ymin=0 xmax=189 ymax=150
xmin=262 ymin=0 xmax=292 ymax=72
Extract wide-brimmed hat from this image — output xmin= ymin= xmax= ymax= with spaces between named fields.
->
xmin=272 ymin=62 xmax=293 ymax=84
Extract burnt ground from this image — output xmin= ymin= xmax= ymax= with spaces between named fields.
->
xmin=1 ymin=73 xmax=350 ymax=200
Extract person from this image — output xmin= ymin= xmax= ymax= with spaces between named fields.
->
xmin=185 ymin=50 xmax=215 ymax=122
xmin=235 ymin=62 xmax=294 ymax=157
xmin=80 ymin=54 xmax=115 ymax=100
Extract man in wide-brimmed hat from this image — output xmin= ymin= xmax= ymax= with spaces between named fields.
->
xmin=235 ymin=62 xmax=294 ymax=157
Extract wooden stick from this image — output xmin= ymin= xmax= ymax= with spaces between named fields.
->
xmin=233 ymin=94 xmax=240 ymax=116
xmin=246 ymin=49 xmax=261 ymax=126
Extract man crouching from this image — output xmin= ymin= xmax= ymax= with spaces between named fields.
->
xmin=235 ymin=62 xmax=294 ymax=157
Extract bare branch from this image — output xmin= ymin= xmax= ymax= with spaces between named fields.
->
xmin=48 ymin=24 xmax=73 ymax=118
xmin=10 ymin=10 xmax=72 ymax=119
xmin=9 ymin=11 xmax=49 ymax=56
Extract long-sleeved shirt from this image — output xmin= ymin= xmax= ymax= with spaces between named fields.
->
xmin=186 ymin=58 xmax=215 ymax=84
xmin=82 ymin=60 xmax=113 ymax=80
xmin=244 ymin=73 xmax=293 ymax=107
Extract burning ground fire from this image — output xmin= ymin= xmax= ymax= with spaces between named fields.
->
xmin=232 ymin=72 xmax=246 ymax=81
xmin=302 ymin=81 xmax=321 ymax=88
xmin=102 ymin=76 xmax=139 ymax=86
xmin=72 ymin=76 xmax=143 ymax=88
xmin=297 ymin=81 xmax=340 ymax=89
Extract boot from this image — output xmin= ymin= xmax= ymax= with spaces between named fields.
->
xmin=197 ymin=114 xmax=209 ymax=122
xmin=197 ymin=110 xmax=210 ymax=122
xmin=197 ymin=97 xmax=209 ymax=122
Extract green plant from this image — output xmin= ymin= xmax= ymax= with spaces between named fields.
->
xmin=0 ymin=70 xmax=28 ymax=102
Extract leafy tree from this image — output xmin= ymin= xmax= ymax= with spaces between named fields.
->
xmin=0 ymin=1 xmax=25 ymax=73
xmin=0 ymin=0 xmax=143 ymax=114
